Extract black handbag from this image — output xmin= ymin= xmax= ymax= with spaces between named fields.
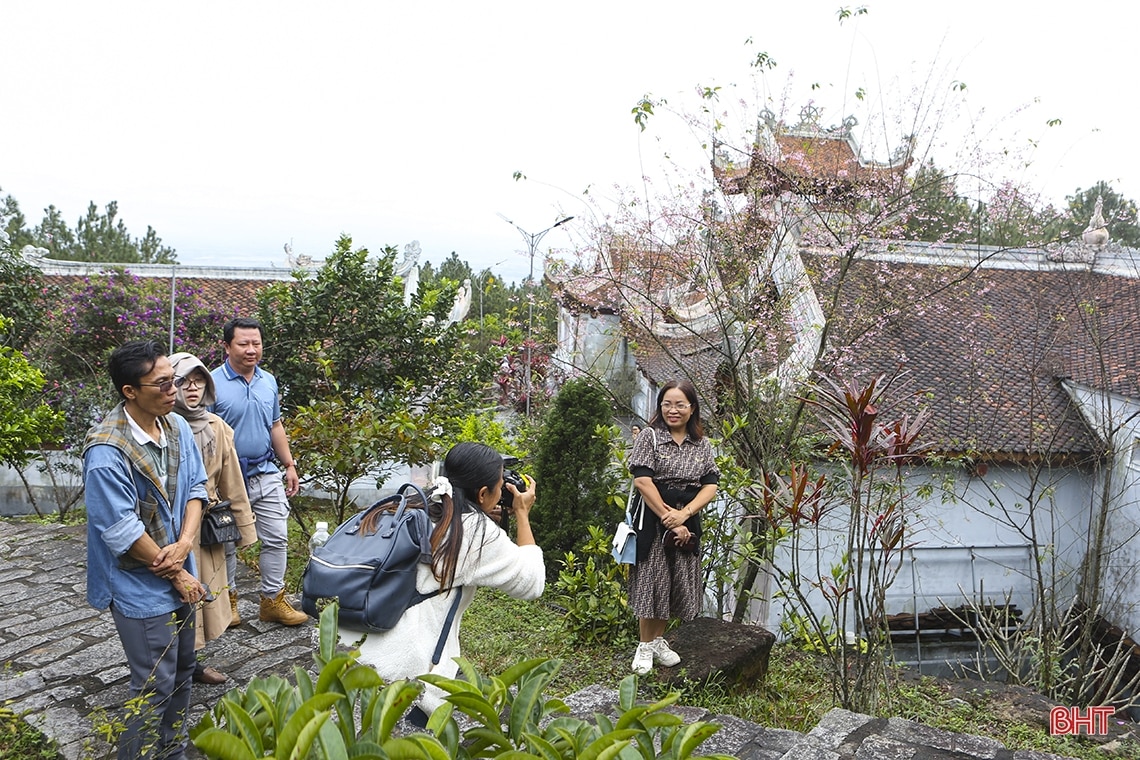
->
xmin=200 ymin=500 xmax=242 ymax=546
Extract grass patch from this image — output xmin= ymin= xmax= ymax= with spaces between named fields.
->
xmin=0 ymin=708 xmax=62 ymax=760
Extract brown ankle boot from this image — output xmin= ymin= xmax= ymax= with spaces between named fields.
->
xmin=229 ymin=591 xmax=241 ymax=629
xmin=259 ymin=590 xmax=309 ymax=626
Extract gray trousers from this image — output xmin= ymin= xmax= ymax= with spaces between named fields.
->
xmin=246 ymin=472 xmax=290 ymax=597
xmin=110 ymin=602 xmax=196 ymax=760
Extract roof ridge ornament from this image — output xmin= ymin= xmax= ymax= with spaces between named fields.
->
xmin=1081 ymin=195 xmax=1110 ymax=248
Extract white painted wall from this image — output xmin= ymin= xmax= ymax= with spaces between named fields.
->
xmin=1063 ymin=381 xmax=1140 ymax=634
xmin=730 ymin=462 xmax=1098 ymax=637
xmin=0 ymin=454 xmax=427 ymax=518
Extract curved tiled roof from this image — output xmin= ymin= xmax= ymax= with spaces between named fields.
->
xmin=556 ymin=244 xmax=1140 ymax=461
xmin=36 ymin=260 xmax=294 ymax=319
xmin=805 ymin=253 xmax=1140 ymax=459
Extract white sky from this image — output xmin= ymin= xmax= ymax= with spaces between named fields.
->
xmin=3 ymin=1 xmax=1136 ymax=281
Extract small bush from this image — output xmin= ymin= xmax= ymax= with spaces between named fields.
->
xmin=553 ymin=525 xmax=638 ymax=648
xmin=532 ymin=378 xmax=622 ymax=569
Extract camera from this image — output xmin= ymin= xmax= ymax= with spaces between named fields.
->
xmin=498 ymin=455 xmax=527 ymax=515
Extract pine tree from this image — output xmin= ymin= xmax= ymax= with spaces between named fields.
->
xmin=532 ymin=378 xmax=620 ymax=572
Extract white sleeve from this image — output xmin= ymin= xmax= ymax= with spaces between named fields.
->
xmin=452 ymin=514 xmax=545 ymax=600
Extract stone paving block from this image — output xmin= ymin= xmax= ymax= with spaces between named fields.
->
xmin=26 ymin=705 xmax=102 ymax=760
xmin=780 ymin=742 xmax=843 ymax=760
xmin=47 ymin=683 xmax=85 ymax=701
xmin=0 ymin=670 xmax=46 ymax=700
xmin=1 ymin=612 xmax=36 ymax=628
xmin=698 ymin=714 xmax=770 ymax=756
xmin=0 ymin=566 xmax=34 ymax=583
xmin=0 ymin=579 xmax=38 ymax=603
xmin=667 ymin=703 xmax=711 ymax=724
xmin=715 ymin=719 xmax=803 ymax=760
xmin=752 ymin=725 xmax=806 ymax=751
xmin=854 ymin=733 xmax=920 ymax=760
xmin=204 ymin=641 xmax=270 ymax=671
xmin=16 ymin=635 xmax=85 ymax=668
xmin=241 ymin=623 xmax=313 ymax=653
xmin=44 ymin=638 xmax=127 ymax=681
xmin=807 ymin=709 xmax=881 ymax=749
xmin=60 ymin=736 xmax=112 ymax=760
xmin=227 ymin=644 xmax=317 ymax=681
xmin=6 ymin=686 xmax=56 ymax=713
xmin=883 ymin=717 xmax=1002 ymax=759
xmin=91 ymin=665 xmax=131 ymax=686
xmin=9 ymin=607 xmax=108 ymax=639
xmin=87 ymin=681 xmax=129 ymax=709
xmin=0 ymin=631 xmax=54 ymax=662
xmin=8 ymin=602 xmax=79 ymax=635
xmin=557 ymin=684 xmax=619 ymax=721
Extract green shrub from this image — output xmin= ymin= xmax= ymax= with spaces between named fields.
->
xmin=532 ymin=378 xmax=622 ymax=570
xmin=554 ymin=525 xmax=638 ymax=648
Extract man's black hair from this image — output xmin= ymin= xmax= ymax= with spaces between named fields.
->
xmin=108 ymin=340 xmax=164 ymax=400
xmin=223 ymin=317 xmax=265 ymax=344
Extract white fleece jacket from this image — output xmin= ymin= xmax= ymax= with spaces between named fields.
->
xmin=339 ymin=511 xmax=546 ymax=714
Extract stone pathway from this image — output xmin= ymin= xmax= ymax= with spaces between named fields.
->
xmin=0 ymin=519 xmax=322 ymax=759
xmin=0 ymin=520 xmax=1085 ymax=760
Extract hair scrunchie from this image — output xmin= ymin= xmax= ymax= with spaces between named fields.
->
xmin=429 ymin=476 xmax=453 ymax=504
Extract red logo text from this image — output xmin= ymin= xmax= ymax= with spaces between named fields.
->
xmin=1049 ymin=706 xmax=1114 ymax=736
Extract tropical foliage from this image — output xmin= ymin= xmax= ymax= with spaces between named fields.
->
xmin=191 ymin=602 xmax=734 ymax=760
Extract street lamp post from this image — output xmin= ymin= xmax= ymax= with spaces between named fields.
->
xmin=499 ymin=214 xmax=574 ymax=415
xmin=475 ymin=258 xmax=510 ymax=335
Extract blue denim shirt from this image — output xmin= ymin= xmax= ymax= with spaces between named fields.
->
xmin=210 ymin=360 xmax=280 ymax=478
xmin=84 ymin=412 xmax=208 ymax=618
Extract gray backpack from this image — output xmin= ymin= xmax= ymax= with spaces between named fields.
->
xmin=301 ymin=483 xmax=462 ymax=664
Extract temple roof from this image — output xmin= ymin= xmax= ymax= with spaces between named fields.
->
xmin=713 ymin=107 xmax=913 ymax=199
xmin=554 ymin=241 xmax=1140 ymax=461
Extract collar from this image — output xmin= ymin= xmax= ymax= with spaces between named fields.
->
xmin=221 ymin=358 xmax=262 ymax=382
xmin=125 ymin=408 xmax=168 ymax=448
xmin=655 ymin=426 xmax=694 ymax=445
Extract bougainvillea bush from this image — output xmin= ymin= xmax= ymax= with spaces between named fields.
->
xmin=37 ymin=270 xmax=236 ymax=485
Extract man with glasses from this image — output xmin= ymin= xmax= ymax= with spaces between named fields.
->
xmin=83 ymin=340 xmax=209 ymax=759
xmin=210 ymin=317 xmax=308 ymax=626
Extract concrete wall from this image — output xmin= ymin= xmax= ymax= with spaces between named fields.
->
xmin=0 ymin=453 xmax=431 ymax=518
xmin=0 ymin=451 xmax=84 ymax=517
xmin=1064 ymin=382 xmax=1140 ymax=633
xmin=750 ymin=462 xmax=1096 ymax=636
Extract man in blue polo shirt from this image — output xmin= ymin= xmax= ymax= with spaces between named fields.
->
xmin=211 ymin=317 xmax=308 ymax=626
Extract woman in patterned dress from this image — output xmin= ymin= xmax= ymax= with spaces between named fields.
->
xmin=627 ymin=380 xmax=719 ymax=675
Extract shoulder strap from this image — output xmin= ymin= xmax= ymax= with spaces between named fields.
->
xmin=431 ymin=588 xmax=464 ymax=666
xmin=164 ymin=418 xmax=180 ymax=509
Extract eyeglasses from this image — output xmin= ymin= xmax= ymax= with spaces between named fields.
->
xmin=661 ymin=402 xmax=691 ymax=411
xmin=137 ymin=376 xmax=187 ymax=394
xmin=181 ymin=376 xmax=205 ymax=389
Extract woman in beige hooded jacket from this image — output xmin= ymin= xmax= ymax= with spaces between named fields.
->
xmin=170 ymin=352 xmax=258 ymax=684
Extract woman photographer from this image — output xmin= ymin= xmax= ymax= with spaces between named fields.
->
xmin=342 ymin=442 xmax=545 ymax=726
xmin=628 ymin=380 xmax=718 ymax=675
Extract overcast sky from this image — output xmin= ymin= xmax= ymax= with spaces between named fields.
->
xmin=3 ymin=2 xmax=1135 ymax=281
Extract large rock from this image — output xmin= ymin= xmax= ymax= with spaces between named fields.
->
xmin=658 ymin=617 xmax=776 ymax=690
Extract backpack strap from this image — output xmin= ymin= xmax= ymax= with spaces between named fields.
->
xmin=431 ymin=587 xmax=464 ymax=666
